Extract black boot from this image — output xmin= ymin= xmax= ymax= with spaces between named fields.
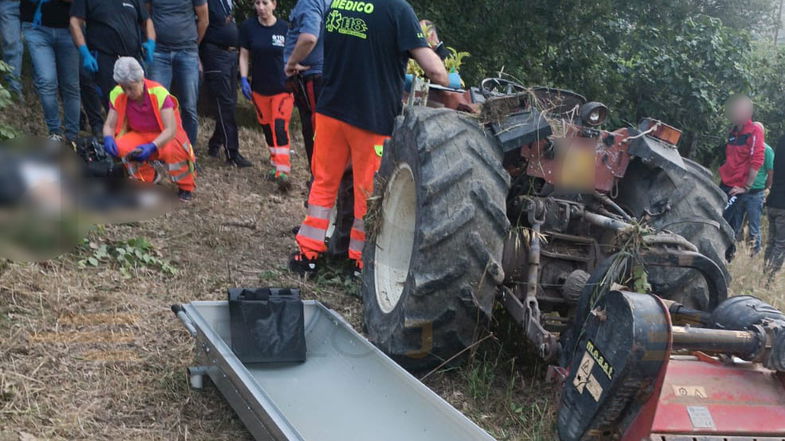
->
xmin=288 ymin=252 xmax=318 ymax=277
xmin=228 ymin=153 xmax=253 ymax=168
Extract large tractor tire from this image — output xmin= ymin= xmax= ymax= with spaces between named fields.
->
xmin=362 ymin=107 xmax=511 ymax=371
xmin=615 ymin=158 xmax=735 ymax=310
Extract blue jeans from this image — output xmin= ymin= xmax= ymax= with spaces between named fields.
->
xmin=22 ymin=23 xmax=80 ymax=139
xmin=725 ymin=189 xmax=765 ymax=252
xmin=0 ymin=0 xmax=22 ymax=95
xmin=149 ymin=48 xmax=199 ymax=145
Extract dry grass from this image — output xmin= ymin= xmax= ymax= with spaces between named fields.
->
xmin=1 ymin=90 xmax=781 ymax=441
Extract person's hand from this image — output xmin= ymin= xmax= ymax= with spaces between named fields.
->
xmin=142 ymin=39 xmax=156 ymax=65
xmin=729 ymin=186 xmax=748 ymax=196
xmin=78 ymin=45 xmax=98 ymax=73
xmin=285 ymin=61 xmax=311 ymax=77
xmin=765 ymin=188 xmax=771 ymax=198
xmin=103 ymin=136 xmax=118 ymax=158
xmin=128 ymin=143 xmax=157 ymax=161
xmin=240 ymin=77 xmax=252 ymax=100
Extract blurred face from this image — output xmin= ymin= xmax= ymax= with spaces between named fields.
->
xmin=255 ymin=0 xmax=276 ymax=20
xmin=121 ymin=80 xmax=145 ymax=101
xmin=727 ymin=96 xmax=754 ymax=126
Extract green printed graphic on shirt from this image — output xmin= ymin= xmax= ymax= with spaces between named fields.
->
xmin=326 ymin=10 xmax=368 ymax=39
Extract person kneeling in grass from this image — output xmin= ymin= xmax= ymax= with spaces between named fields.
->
xmin=102 ymin=57 xmax=197 ymax=201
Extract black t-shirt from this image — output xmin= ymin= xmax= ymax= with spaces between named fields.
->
xmin=316 ymin=0 xmax=428 ymax=136
xmin=21 ymin=0 xmax=71 ymax=28
xmin=203 ymin=0 xmax=239 ymax=48
xmin=70 ymin=0 xmax=148 ymax=57
xmin=768 ymin=136 xmax=785 ymax=209
xmin=239 ymin=18 xmax=288 ymax=96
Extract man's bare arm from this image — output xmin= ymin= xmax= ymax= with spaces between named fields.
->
xmin=195 ymin=4 xmax=208 ymax=44
xmin=69 ymin=16 xmax=87 ymax=47
xmin=145 ymin=18 xmax=156 ymax=41
xmin=409 ymin=46 xmax=448 ymax=86
xmin=284 ymin=33 xmax=317 ymax=77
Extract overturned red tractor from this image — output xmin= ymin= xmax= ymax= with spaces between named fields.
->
xmin=360 ymin=80 xmax=785 ymax=440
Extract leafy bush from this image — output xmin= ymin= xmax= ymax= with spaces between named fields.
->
xmin=79 ymin=237 xmax=177 ymax=277
xmin=0 ymin=60 xmax=18 ymax=140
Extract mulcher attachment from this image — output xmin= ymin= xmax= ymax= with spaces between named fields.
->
xmin=558 ymin=291 xmax=785 ymax=441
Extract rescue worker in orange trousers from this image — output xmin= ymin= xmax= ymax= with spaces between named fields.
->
xmin=102 ymin=57 xmax=197 ymax=202
xmin=289 ymin=0 xmax=449 ymax=275
xmin=239 ymin=0 xmax=294 ymax=189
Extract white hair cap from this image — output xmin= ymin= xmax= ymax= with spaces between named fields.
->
xmin=113 ymin=57 xmax=145 ymax=85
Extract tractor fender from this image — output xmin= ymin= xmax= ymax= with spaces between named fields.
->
xmin=626 ymin=132 xmax=687 ymax=175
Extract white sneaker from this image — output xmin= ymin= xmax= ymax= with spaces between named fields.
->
xmin=48 ymin=134 xmax=64 ymax=142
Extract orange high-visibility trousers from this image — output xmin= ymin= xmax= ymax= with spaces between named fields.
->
xmin=252 ymin=91 xmax=294 ymax=177
xmin=116 ymin=131 xmax=196 ymax=191
xmin=295 ymin=113 xmax=389 ymax=265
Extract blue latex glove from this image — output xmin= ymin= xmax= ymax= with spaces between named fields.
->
xmin=404 ymin=73 xmax=413 ymax=93
xmin=448 ymin=71 xmax=462 ymax=89
xmin=78 ymin=45 xmax=98 ymax=73
xmin=128 ymin=143 xmax=157 ymax=161
xmin=103 ymin=136 xmax=118 ymax=158
xmin=142 ymin=39 xmax=156 ymax=64
xmin=31 ymin=0 xmax=52 ymax=27
xmin=240 ymin=77 xmax=252 ymax=100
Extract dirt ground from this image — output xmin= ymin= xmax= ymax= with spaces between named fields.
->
xmin=1 ymin=93 xmax=782 ymax=441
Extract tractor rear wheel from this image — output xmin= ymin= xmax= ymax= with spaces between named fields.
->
xmin=615 ymin=158 xmax=735 ymax=309
xmin=362 ymin=107 xmax=511 ymax=371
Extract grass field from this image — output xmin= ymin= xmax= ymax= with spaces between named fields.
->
xmin=0 ymin=92 xmax=780 ymax=441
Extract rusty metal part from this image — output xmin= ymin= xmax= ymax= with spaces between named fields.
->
xmin=582 ymin=211 xmax=634 ymax=232
xmin=671 ymin=325 xmax=763 ymax=359
xmin=501 ymin=287 xmax=560 ymax=360
xmin=594 ymin=191 xmax=633 ymax=221
xmin=638 ymin=118 xmax=682 ymax=146
xmin=521 ymin=125 xmax=632 ymax=193
xmin=501 ymin=197 xmax=561 ymax=360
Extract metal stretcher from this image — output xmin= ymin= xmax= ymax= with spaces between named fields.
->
xmin=173 ymin=300 xmax=496 ymax=441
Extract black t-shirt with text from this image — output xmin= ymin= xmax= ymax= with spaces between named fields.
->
xmin=203 ymin=0 xmax=239 ymax=48
xmin=70 ymin=0 xmax=148 ymax=57
xmin=316 ymin=0 xmax=428 ymax=136
xmin=239 ymin=18 xmax=288 ymax=96
xmin=21 ymin=0 xmax=71 ymax=28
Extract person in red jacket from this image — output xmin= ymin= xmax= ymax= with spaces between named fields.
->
xmin=719 ymin=95 xmax=765 ymax=227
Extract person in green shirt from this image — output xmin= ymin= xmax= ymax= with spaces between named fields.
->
xmin=736 ymin=122 xmax=774 ymax=254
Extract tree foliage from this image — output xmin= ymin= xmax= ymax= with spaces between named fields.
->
xmin=235 ymin=0 xmax=782 ymax=164
xmin=414 ymin=0 xmax=778 ymax=163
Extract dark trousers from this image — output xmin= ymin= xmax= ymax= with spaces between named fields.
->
xmin=79 ymin=64 xmax=105 ymax=136
xmin=766 ymin=207 xmax=785 ymax=279
xmin=201 ymin=43 xmax=240 ymax=158
xmin=289 ymin=74 xmax=322 ymax=165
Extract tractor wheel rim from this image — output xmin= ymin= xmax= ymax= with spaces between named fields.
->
xmin=374 ymin=164 xmax=416 ymax=314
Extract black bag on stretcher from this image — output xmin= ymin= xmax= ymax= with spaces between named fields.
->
xmin=228 ymin=288 xmax=306 ymax=364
